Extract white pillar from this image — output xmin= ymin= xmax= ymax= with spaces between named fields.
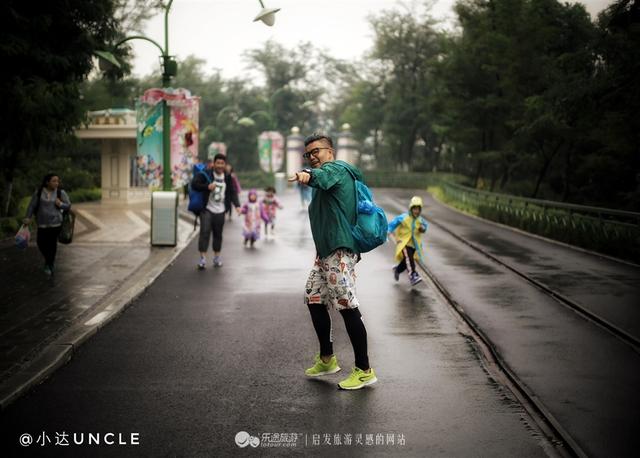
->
xmin=336 ymin=123 xmax=359 ymax=165
xmin=287 ymin=126 xmax=304 ymax=181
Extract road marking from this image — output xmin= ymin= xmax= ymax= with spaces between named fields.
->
xmin=74 ymin=209 xmax=106 ymax=230
xmin=125 ymin=210 xmax=150 ymax=241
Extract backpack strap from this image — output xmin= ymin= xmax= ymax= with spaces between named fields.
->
xmin=191 ymin=170 xmax=212 ymax=186
xmin=333 ymin=161 xmax=359 ymax=216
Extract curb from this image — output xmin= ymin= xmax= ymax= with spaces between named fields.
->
xmin=0 ymin=224 xmax=197 ymax=411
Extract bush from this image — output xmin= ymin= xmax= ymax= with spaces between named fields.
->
xmin=68 ymin=188 xmax=101 ymax=202
xmin=0 ymin=217 xmax=20 ymax=239
xmin=432 ymin=182 xmax=640 ymax=263
xmin=236 ymin=171 xmax=275 ymax=190
xmin=1 ymin=188 xmax=100 ymax=239
xmin=363 ymin=171 xmax=469 ymax=189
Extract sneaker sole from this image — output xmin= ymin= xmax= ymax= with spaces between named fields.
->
xmin=305 ymin=366 xmax=341 ymax=377
xmin=338 ymin=376 xmax=378 ymax=390
xmin=411 ymin=278 xmax=423 ymax=286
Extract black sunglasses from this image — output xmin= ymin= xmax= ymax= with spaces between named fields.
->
xmin=303 ymin=147 xmax=332 ymax=159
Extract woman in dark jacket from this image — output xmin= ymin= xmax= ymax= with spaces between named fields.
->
xmin=23 ymin=173 xmax=71 ymax=275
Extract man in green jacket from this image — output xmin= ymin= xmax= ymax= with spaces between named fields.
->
xmin=288 ymin=133 xmax=377 ymax=390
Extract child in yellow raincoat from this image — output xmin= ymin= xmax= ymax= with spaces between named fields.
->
xmin=388 ymin=196 xmax=429 ymax=286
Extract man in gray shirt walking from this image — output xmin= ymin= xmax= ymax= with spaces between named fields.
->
xmin=191 ymin=154 xmax=240 ymax=269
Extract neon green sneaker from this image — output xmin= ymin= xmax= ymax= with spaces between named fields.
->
xmin=338 ymin=367 xmax=377 ymax=390
xmin=305 ymin=354 xmax=341 ymax=377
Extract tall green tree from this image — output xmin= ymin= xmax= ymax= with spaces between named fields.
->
xmin=578 ymin=0 xmax=640 ymax=208
xmin=244 ymin=40 xmax=320 ymax=135
xmin=0 ymin=1 xmax=123 ymax=215
xmin=368 ymin=7 xmax=446 ymax=170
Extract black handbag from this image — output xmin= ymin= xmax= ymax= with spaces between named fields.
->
xmin=58 ymin=209 xmax=76 ymax=244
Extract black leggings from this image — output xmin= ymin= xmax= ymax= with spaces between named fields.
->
xmin=396 ymin=246 xmax=416 ymax=274
xmin=37 ymin=226 xmax=62 ymax=267
xmin=307 ymin=304 xmax=370 ymax=371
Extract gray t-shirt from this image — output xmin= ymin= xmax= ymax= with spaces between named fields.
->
xmin=206 ymin=172 xmax=226 ymax=214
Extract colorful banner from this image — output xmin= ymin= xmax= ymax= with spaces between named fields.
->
xmin=257 ymin=131 xmax=284 ymax=173
xmin=135 ymin=101 xmax=163 ymax=188
xmin=136 ymin=88 xmax=200 ymax=189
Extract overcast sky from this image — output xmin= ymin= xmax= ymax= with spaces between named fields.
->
xmin=129 ymin=0 xmax=612 ymax=82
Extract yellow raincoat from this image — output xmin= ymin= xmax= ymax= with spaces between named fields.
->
xmin=387 ymin=196 xmax=429 ymax=262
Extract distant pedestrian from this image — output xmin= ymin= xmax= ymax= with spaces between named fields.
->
xmin=192 ymin=154 xmax=241 ymax=269
xmin=388 ymin=196 xmax=429 ymax=286
xmin=288 ymin=132 xmax=377 ymax=390
xmin=240 ymin=189 xmax=262 ymax=248
xmin=260 ymin=186 xmax=283 ymax=239
xmin=23 ymin=173 xmax=71 ymax=276
xmin=225 ymin=164 xmax=242 ymax=221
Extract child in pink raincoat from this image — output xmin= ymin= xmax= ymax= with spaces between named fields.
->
xmin=260 ymin=186 xmax=283 ymax=239
xmin=240 ymin=189 xmax=261 ymax=247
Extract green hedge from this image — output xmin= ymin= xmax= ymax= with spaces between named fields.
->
xmin=363 ymin=171 xmax=468 ymax=189
xmin=236 ymin=171 xmax=275 ymax=190
xmin=430 ymin=184 xmax=640 ymax=263
xmin=67 ymin=188 xmax=101 ymax=202
xmin=234 ymin=170 xmax=469 ymax=190
xmin=1 ymin=188 xmax=101 ymax=240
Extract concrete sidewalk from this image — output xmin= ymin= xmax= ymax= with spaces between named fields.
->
xmin=0 ymin=197 xmax=197 ymax=409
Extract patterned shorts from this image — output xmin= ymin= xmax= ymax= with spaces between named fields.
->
xmin=304 ymin=249 xmax=360 ymax=311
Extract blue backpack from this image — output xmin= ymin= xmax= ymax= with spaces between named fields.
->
xmin=188 ymin=164 xmax=211 ymax=215
xmin=336 ymin=162 xmax=388 ymax=253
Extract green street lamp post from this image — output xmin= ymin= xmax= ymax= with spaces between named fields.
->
xmin=102 ymin=1 xmax=281 ymax=191
xmin=112 ymin=0 xmax=177 ymax=191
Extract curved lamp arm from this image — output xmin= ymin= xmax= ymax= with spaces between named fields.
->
xmin=115 ymin=35 xmax=165 ymax=56
xmin=216 ymin=106 xmax=239 ymax=126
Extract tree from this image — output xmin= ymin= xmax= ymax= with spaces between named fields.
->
xmin=244 ymin=40 xmax=321 ymax=135
xmin=368 ymin=6 xmax=445 ymax=170
xmin=580 ymin=0 xmax=640 ymax=208
xmin=0 ymin=1 xmax=122 ymax=215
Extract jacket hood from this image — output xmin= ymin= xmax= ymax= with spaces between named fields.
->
xmin=409 ymin=196 xmax=423 ymax=210
xmin=332 ymin=160 xmax=364 ymax=181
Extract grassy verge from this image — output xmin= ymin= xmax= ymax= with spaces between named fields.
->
xmin=428 ymin=184 xmax=639 ymax=263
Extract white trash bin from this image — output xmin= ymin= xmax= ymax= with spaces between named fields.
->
xmin=151 ymin=191 xmax=178 ymax=246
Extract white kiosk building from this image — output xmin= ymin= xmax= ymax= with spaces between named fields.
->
xmin=75 ymin=109 xmax=149 ymax=202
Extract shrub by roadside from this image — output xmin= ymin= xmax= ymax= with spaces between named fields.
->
xmin=0 ymin=188 xmax=101 ymax=241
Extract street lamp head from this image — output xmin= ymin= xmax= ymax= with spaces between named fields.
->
xmin=237 ymin=117 xmax=256 ymax=127
xmin=254 ymin=6 xmax=280 ymax=26
xmin=94 ymin=50 xmax=122 ymax=71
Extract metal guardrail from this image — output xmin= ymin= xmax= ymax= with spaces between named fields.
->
xmin=441 ymin=181 xmax=640 ymax=224
xmin=437 ymin=181 xmax=640 ymax=263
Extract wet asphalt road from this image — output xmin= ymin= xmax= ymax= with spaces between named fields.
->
xmin=380 ymin=189 xmax=640 ymax=458
xmin=0 ymin=190 xmax=552 ymax=457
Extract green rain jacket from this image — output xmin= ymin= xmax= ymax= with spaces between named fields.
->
xmin=307 ymin=160 xmax=362 ymax=259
